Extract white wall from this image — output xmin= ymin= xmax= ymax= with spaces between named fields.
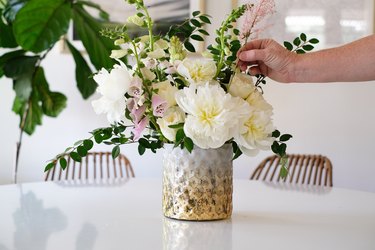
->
xmin=1 ymin=0 xmax=375 ymax=192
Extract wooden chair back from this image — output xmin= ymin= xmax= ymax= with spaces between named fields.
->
xmin=250 ymin=154 xmax=333 ymax=187
xmin=45 ymin=152 xmax=135 ymax=182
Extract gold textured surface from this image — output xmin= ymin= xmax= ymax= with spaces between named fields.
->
xmin=162 ymin=144 xmax=233 ymax=221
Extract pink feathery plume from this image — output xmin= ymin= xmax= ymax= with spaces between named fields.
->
xmin=240 ymin=0 xmax=275 ymax=44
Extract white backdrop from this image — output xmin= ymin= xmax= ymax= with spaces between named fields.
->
xmin=1 ymin=0 xmax=375 ymax=192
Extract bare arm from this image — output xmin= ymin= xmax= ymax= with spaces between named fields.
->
xmin=237 ymin=35 xmax=375 ymax=83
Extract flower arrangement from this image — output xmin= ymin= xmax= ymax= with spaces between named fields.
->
xmin=45 ymin=0 xmax=319 ymax=178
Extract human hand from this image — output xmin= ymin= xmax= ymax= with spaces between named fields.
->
xmin=237 ymin=39 xmax=297 ymax=83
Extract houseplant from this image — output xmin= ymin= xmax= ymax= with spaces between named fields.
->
xmin=0 ymin=0 xmax=120 ymax=182
xmin=45 ymin=0 xmax=319 ymax=220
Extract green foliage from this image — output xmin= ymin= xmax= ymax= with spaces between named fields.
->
xmin=284 ymin=33 xmax=320 ymax=54
xmin=271 ymin=130 xmax=293 ymax=179
xmin=0 ymin=0 xmax=118 ymax=136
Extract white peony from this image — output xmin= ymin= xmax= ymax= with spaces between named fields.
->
xmin=91 ymin=63 xmax=131 ymax=123
xmin=177 ymin=56 xmax=217 ymax=85
xmin=156 ymin=106 xmax=186 ymax=141
xmin=153 ymin=80 xmax=178 ymax=107
xmin=175 ymin=83 xmax=251 ymax=149
xmin=235 ymin=111 xmax=275 ymax=156
xmin=228 ymin=72 xmax=255 ymax=99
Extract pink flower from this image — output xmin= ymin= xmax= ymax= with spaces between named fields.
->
xmin=128 ymin=76 xmax=144 ymax=97
xmin=132 ymin=117 xmax=148 ymax=141
xmin=152 ymin=95 xmax=168 ymax=117
xmin=240 ymin=0 xmax=275 ymax=43
xmin=127 ymin=98 xmax=146 ymax=123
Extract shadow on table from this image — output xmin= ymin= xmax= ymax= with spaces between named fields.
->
xmin=163 ymin=217 xmax=232 ymax=250
xmin=52 ymin=178 xmax=131 ymax=188
xmin=261 ymin=181 xmax=332 ymax=195
xmin=12 ymin=189 xmax=67 ymax=250
xmin=75 ymin=223 xmax=98 ymax=250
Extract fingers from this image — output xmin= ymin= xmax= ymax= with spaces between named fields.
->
xmin=237 ymin=39 xmax=267 ymax=55
xmin=238 ymin=49 xmax=267 ymax=63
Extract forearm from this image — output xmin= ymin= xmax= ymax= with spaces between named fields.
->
xmin=291 ymin=35 xmax=375 ymax=83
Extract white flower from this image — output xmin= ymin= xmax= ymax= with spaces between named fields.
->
xmin=153 ymin=80 xmax=178 ymax=107
xmin=140 ymin=67 xmax=156 ymax=81
xmin=175 ymin=83 xmax=251 ymax=149
xmin=246 ymin=89 xmax=273 ymax=115
xmin=91 ymin=62 xmax=131 ymax=123
xmin=127 ymin=15 xmax=144 ymax=26
xmin=228 ymin=72 xmax=255 ymax=99
xmin=177 ymin=56 xmax=217 ymax=85
xmin=157 ymin=106 xmax=186 ymax=141
xmin=235 ymin=111 xmax=275 ymax=156
xmin=110 ymin=49 xmax=128 ymax=59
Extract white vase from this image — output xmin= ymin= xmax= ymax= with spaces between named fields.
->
xmin=162 ymin=144 xmax=233 ymax=220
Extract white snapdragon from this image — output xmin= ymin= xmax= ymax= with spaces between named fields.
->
xmin=156 ymin=106 xmax=186 ymax=141
xmin=91 ymin=62 xmax=131 ymax=123
xmin=177 ymin=56 xmax=217 ymax=85
xmin=175 ymin=83 xmax=251 ymax=149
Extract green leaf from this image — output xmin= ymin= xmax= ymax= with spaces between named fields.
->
xmin=77 ymin=145 xmax=87 ymax=157
xmin=302 ymin=45 xmax=314 ymax=51
xmin=83 ymin=139 xmax=94 ymax=150
xmin=300 ymin=33 xmax=306 ymax=42
xmin=0 ymin=50 xmax=25 ymax=77
xmin=190 ymin=19 xmax=201 ymax=27
xmin=283 ymin=41 xmax=293 ymax=51
xmin=293 ymin=37 xmax=301 ymax=46
xmin=197 ymin=29 xmax=209 ymax=36
xmin=280 ymin=134 xmax=292 ymax=142
xmin=296 ymin=49 xmax=305 ymax=54
xmin=138 ymin=144 xmax=146 ymax=155
xmin=66 ymin=40 xmax=97 ymax=99
xmin=168 ymin=123 xmax=184 ymax=129
xmin=2 ymin=0 xmax=28 ymax=24
xmin=94 ymin=134 xmax=102 ymax=143
xmin=72 ymin=4 xmax=116 ymax=70
xmin=309 ymin=38 xmax=319 ymax=44
xmin=199 ymin=15 xmax=211 ymax=24
xmin=184 ymin=41 xmax=195 ymax=52
xmin=279 ymin=143 xmax=287 ymax=156
xmin=13 ymin=0 xmax=71 ymax=53
xmin=59 ymin=157 xmax=67 ymax=170
xmin=232 ymin=142 xmax=242 ymax=160
xmin=175 ymin=129 xmax=185 ymax=146
xmin=34 ymin=67 xmax=67 ymax=117
xmin=138 ymin=138 xmax=150 ymax=148
xmin=0 ymin=13 xmax=17 ymax=48
xmin=70 ymin=152 xmax=82 ymax=162
xmin=190 ymin=34 xmax=204 ymax=41
xmin=112 ymin=145 xmax=120 ymax=159
xmin=184 ymin=137 xmax=194 ymax=153
xmin=272 ymin=130 xmax=280 ymax=138
xmin=44 ymin=162 xmax=55 ymax=172
xmin=271 ymin=141 xmax=280 ymax=155
xmin=78 ymin=0 xmax=110 ymax=21
xmin=192 ymin=10 xmax=200 ymax=16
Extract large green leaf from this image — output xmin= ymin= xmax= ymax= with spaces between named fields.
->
xmin=34 ymin=67 xmax=67 ymax=117
xmin=0 ymin=10 xmax=18 ymax=48
xmin=23 ymin=91 xmax=43 ymax=135
xmin=0 ymin=49 xmax=25 ymax=78
xmin=72 ymin=4 xmax=115 ymax=70
xmin=65 ymin=39 xmax=97 ymax=99
xmin=13 ymin=0 xmax=71 ymax=53
xmin=4 ymin=55 xmax=38 ymax=100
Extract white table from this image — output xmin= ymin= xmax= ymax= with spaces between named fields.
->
xmin=0 ymin=179 xmax=375 ymax=250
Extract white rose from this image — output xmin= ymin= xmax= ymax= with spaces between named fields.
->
xmin=228 ymin=72 xmax=255 ymax=99
xmin=157 ymin=106 xmax=186 ymax=141
xmin=153 ymin=80 xmax=178 ymax=107
xmin=91 ymin=62 xmax=131 ymax=123
xmin=177 ymin=56 xmax=217 ymax=85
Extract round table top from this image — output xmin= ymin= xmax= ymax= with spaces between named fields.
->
xmin=0 ymin=178 xmax=374 ymax=250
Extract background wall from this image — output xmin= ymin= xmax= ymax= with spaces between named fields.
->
xmin=1 ymin=0 xmax=375 ymax=192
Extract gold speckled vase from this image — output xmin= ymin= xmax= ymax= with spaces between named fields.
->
xmin=162 ymin=144 xmax=233 ymax=221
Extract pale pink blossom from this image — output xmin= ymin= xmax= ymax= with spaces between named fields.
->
xmin=128 ymin=76 xmax=144 ymax=97
xmin=132 ymin=117 xmax=148 ymax=140
xmin=152 ymin=95 xmax=168 ymax=117
xmin=240 ymin=0 xmax=275 ymax=43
